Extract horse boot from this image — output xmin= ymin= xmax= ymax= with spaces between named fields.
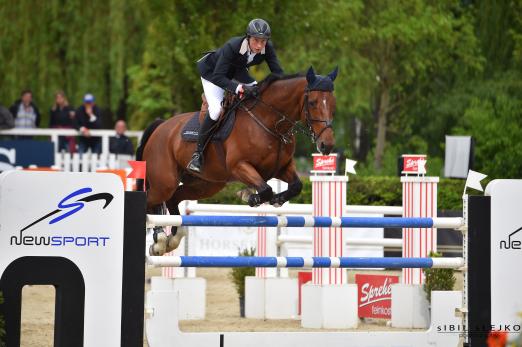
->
xmin=187 ymin=112 xmax=217 ymax=173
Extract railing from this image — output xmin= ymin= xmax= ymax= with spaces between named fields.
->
xmin=54 ymin=152 xmax=134 ymax=172
xmin=0 ymin=128 xmax=143 ymax=154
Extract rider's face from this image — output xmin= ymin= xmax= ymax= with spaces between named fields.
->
xmin=248 ymin=37 xmax=267 ymax=54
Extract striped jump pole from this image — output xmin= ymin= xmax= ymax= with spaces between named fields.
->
xmin=146 ymin=256 xmax=464 ymax=269
xmin=146 ymin=214 xmax=464 ymax=229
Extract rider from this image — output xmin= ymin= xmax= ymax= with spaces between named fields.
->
xmin=187 ymin=18 xmax=284 ymax=173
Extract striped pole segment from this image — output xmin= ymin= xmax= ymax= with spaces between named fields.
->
xmin=146 ymin=256 xmax=464 ymax=269
xmin=146 ymin=215 xmax=463 ymax=229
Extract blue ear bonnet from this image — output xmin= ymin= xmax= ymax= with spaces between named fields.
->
xmin=307 ymin=75 xmax=334 ymax=91
xmin=306 ymin=66 xmax=338 ymax=92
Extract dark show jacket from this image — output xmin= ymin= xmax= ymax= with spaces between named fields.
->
xmin=197 ymin=36 xmax=284 ymax=93
xmin=75 ymin=105 xmax=102 ymax=130
xmin=109 ymin=134 xmax=134 ymax=155
xmin=49 ymin=105 xmax=76 ymax=128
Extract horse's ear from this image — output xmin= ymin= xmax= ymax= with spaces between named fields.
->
xmin=306 ymin=66 xmax=316 ymax=84
xmin=328 ymin=66 xmax=338 ymax=81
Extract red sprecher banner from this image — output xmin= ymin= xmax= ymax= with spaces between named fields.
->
xmin=355 ymin=274 xmax=399 ymax=319
xmin=311 ymin=153 xmax=337 ymax=173
xmin=401 ymin=154 xmax=427 ymax=174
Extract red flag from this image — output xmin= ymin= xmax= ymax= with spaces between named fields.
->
xmin=127 ymin=161 xmax=146 ymax=191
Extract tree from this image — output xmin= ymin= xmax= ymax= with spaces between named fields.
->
xmin=352 ymin=0 xmax=481 ymax=171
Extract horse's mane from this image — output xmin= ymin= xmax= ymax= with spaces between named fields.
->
xmin=258 ymin=73 xmax=304 ymax=93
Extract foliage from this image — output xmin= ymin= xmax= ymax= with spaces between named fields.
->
xmin=228 ymin=248 xmax=256 ymax=299
xmin=201 ymin=176 xmax=466 ymax=211
xmin=423 ymin=251 xmax=456 ymax=303
xmin=1 ymin=0 xmax=522 ymax=177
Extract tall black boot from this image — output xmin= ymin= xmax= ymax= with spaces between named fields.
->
xmin=187 ymin=112 xmax=217 ymax=173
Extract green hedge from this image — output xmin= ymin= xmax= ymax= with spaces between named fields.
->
xmin=201 ymin=176 xmax=468 ymax=211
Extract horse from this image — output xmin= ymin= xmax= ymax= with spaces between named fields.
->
xmin=137 ymin=66 xmax=338 ymax=256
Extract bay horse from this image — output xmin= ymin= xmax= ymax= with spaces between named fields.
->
xmin=137 ymin=66 xmax=338 ymax=255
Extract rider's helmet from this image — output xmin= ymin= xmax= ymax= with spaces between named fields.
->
xmin=246 ymin=19 xmax=271 ymax=39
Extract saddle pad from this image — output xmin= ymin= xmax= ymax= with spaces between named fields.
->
xmin=181 ymin=111 xmax=236 ymax=142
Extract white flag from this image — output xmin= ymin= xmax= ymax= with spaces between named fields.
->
xmin=345 ymin=159 xmax=357 ymax=175
xmin=465 ymin=170 xmax=487 ymax=192
xmin=417 ymin=159 xmax=427 ymax=174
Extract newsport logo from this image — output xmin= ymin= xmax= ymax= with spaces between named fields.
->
xmin=10 ymin=187 xmax=114 ymax=247
xmin=499 ymin=227 xmax=522 ymax=250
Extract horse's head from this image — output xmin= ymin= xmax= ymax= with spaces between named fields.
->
xmin=304 ymin=66 xmax=338 ymax=155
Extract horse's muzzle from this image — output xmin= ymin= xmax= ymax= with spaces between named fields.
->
xmin=318 ymin=141 xmax=333 ymax=155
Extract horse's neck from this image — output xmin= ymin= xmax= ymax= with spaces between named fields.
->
xmin=261 ymin=78 xmax=307 ymax=122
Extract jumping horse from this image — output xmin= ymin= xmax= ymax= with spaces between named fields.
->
xmin=137 ymin=66 xmax=338 ymax=255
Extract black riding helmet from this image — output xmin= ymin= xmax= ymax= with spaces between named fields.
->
xmin=246 ymin=18 xmax=271 ymax=39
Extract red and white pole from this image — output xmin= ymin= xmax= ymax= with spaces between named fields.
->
xmin=310 ymin=175 xmax=348 ymax=285
xmin=401 ymin=176 xmax=438 ymax=285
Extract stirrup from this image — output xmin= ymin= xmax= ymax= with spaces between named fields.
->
xmin=187 ymin=152 xmax=203 ymax=173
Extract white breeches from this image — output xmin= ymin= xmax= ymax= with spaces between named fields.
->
xmin=201 ymin=77 xmax=224 ymax=120
xmin=201 ymin=77 xmax=257 ymax=120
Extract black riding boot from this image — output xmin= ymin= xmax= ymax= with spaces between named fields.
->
xmin=187 ymin=112 xmax=217 ymax=173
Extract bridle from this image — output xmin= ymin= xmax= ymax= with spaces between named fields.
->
xmin=239 ymin=87 xmax=333 ymax=145
xmin=303 ymin=88 xmax=333 ymax=143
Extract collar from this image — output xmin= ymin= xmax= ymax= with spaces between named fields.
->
xmin=239 ymin=37 xmax=265 ymax=55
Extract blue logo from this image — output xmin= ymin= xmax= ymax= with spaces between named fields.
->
xmin=20 ymin=187 xmax=114 ymax=232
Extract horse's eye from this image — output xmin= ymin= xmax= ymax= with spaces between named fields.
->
xmin=308 ymin=100 xmax=317 ymax=107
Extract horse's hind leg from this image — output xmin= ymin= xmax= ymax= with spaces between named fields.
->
xmin=163 ymin=179 xmax=227 ymax=253
xmin=146 ymin=176 xmax=180 ymax=256
xmin=232 ymin=161 xmax=273 ymax=207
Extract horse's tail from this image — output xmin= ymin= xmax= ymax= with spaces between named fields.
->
xmin=135 ymin=118 xmax=165 ymax=191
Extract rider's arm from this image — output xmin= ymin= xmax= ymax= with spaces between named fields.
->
xmin=211 ymin=43 xmax=240 ymax=93
xmin=265 ymin=41 xmax=284 ymax=75
xmin=234 ymin=68 xmax=256 ymax=86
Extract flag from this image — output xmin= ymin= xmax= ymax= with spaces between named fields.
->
xmin=345 ymin=159 xmax=357 ymax=175
xmin=417 ymin=159 xmax=427 ymax=175
xmin=128 ymin=161 xmax=146 ymax=191
xmin=465 ymin=170 xmax=487 ymax=192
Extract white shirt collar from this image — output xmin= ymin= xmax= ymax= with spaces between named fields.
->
xmin=239 ymin=37 xmax=265 ymax=55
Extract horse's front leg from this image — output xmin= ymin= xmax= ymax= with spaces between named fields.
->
xmin=233 ymin=161 xmax=274 ymax=207
xmin=270 ymin=161 xmax=303 ymax=207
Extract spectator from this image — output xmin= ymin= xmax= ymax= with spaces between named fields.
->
xmin=109 ymin=120 xmax=135 ymax=155
xmin=49 ymin=90 xmax=77 ymax=153
xmin=76 ymin=93 xmax=102 ymax=154
xmin=9 ymin=90 xmax=40 ymax=129
xmin=0 ymin=104 xmax=14 ymax=130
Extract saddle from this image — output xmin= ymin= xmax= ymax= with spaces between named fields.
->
xmin=181 ymin=92 xmax=239 ymax=142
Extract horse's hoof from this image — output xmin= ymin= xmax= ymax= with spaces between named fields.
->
xmin=166 ymin=228 xmax=187 ymax=253
xmin=237 ymin=188 xmax=253 ymax=203
xmin=270 ymin=197 xmax=285 ymax=208
xmin=153 ymin=230 xmax=168 ymax=243
xmin=248 ymin=194 xmax=261 ymax=207
xmin=149 ymin=243 xmax=166 ymax=256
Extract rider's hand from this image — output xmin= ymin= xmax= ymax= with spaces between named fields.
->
xmin=237 ymin=84 xmax=258 ymax=98
xmin=243 ymin=85 xmax=258 ymax=98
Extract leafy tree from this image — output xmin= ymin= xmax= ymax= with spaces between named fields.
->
xmin=351 ymin=0 xmax=482 ymax=171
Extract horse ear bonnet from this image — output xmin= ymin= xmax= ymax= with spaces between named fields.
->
xmin=307 ymin=75 xmax=334 ymax=92
xmin=306 ymin=66 xmax=336 ymax=92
